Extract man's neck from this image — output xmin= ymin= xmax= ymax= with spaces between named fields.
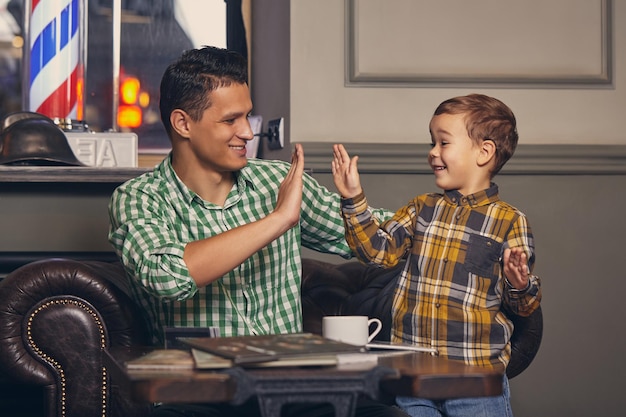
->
xmin=172 ymin=157 xmax=236 ymax=206
xmin=192 ymin=176 xmax=235 ymax=206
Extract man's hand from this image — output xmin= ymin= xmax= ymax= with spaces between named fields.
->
xmin=331 ymin=144 xmax=362 ymax=198
xmin=274 ymin=143 xmax=304 ymax=229
xmin=185 ymin=144 xmax=304 ymax=286
xmin=503 ymin=247 xmax=530 ymax=290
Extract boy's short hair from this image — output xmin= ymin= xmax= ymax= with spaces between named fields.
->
xmin=433 ymin=94 xmax=518 ymax=177
xmin=159 ymin=46 xmax=248 ymax=137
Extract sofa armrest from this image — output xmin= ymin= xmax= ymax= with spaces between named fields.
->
xmin=0 ymin=258 xmax=151 ymax=417
xmin=506 ymin=305 xmax=543 ymax=379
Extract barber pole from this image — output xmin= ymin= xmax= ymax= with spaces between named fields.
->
xmin=25 ymin=0 xmax=85 ymax=121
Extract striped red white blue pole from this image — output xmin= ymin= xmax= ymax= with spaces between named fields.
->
xmin=28 ymin=0 xmax=84 ymax=121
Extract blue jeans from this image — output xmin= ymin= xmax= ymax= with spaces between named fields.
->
xmin=395 ymin=376 xmax=512 ymax=417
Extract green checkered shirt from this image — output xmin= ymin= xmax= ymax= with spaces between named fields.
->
xmin=109 ymin=155 xmax=387 ymax=344
xmin=341 ymin=184 xmax=542 ymax=368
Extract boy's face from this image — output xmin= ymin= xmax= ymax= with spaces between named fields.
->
xmin=184 ymin=83 xmax=254 ymax=174
xmin=428 ymin=113 xmax=491 ymax=196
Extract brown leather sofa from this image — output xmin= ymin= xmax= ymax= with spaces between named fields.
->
xmin=0 ymin=257 xmax=542 ymax=417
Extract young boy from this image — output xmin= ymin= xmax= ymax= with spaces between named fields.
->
xmin=331 ymin=94 xmax=542 ymax=417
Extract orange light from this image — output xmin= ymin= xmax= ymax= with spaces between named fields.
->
xmin=76 ymin=74 xmax=84 ymax=120
xmin=138 ymin=91 xmax=150 ymax=108
xmin=120 ymin=77 xmax=141 ymax=105
xmin=117 ymin=105 xmax=142 ymax=128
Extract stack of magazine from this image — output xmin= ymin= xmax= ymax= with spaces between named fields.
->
xmin=181 ymin=332 xmax=365 ymax=369
xmin=126 ymin=333 xmax=367 ymax=371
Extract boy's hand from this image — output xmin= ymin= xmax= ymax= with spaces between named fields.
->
xmin=274 ymin=143 xmax=304 ymax=228
xmin=331 ymin=144 xmax=363 ymax=198
xmin=503 ymin=247 xmax=530 ymax=290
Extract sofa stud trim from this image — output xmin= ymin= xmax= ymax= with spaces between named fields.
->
xmin=26 ymin=297 xmax=108 ymax=417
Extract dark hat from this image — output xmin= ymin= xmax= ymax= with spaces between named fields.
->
xmin=1 ymin=111 xmax=54 ymax=131
xmin=0 ymin=115 xmax=84 ymax=166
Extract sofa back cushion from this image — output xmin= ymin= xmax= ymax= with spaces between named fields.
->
xmin=301 ymin=258 xmax=401 ymax=342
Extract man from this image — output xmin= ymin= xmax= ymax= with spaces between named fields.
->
xmin=108 ymin=46 xmax=404 ymax=417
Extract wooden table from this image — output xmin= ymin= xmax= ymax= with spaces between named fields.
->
xmin=105 ymin=347 xmax=503 ymax=417
xmin=376 ymin=351 xmax=504 ymax=399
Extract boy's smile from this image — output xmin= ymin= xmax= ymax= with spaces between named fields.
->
xmin=428 ymin=113 xmax=491 ymax=196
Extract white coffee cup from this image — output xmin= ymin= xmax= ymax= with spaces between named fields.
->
xmin=322 ymin=315 xmax=383 ymax=346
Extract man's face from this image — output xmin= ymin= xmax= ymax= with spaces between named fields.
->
xmin=185 ymin=83 xmax=254 ymax=174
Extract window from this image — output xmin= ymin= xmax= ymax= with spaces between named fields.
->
xmin=0 ymin=0 xmax=247 ymax=152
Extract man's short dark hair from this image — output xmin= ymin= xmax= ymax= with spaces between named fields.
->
xmin=159 ymin=46 xmax=248 ymax=137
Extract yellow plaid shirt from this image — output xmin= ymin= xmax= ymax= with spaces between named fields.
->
xmin=341 ymin=184 xmax=541 ymax=368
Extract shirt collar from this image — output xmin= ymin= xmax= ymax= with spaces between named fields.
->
xmin=235 ymin=162 xmax=257 ymax=191
xmin=157 ymin=154 xmax=257 ymax=206
xmin=155 ymin=154 xmax=194 ymax=204
xmin=443 ymin=183 xmax=500 ymax=207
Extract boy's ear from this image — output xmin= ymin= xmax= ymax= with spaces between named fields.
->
xmin=170 ymin=109 xmax=191 ymax=139
xmin=477 ymin=139 xmax=497 ymax=167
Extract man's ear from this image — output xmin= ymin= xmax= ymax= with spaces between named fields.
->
xmin=170 ymin=109 xmax=191 ymax=139
xmin=477 ymin=139 xmax=496 ymax=167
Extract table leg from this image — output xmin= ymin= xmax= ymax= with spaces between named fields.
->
xmin=257 ymin=392 xmax=358 ymax=417
xmin=226 ymin=366 xmax=396 ymax=417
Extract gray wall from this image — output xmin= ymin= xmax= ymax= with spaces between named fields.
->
xmin=0 ymin=182 xmax=115 ymax=252
xmin=249 ymin=0 xmax=292 ymax=162
xmin=290 ymin=1 xmax=625 ymax=147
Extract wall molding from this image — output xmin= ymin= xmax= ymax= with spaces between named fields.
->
xmin=345 ymin=0 xmax=613 ymax=88
xmin=302 ymin=143 xmax=626 ymax=175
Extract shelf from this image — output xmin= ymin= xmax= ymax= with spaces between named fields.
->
xmin=0 ymin=166 xmax=149 ymax=183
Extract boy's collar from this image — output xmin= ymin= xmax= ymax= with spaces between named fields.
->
xmin=443 ymin=183 xmax=500 ymax=207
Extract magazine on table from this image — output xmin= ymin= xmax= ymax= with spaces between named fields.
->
xmin=366 ymin=341 xmax=438 ymax=354
xmin=180 ymin=332 xmax=364 ymax=365
xmin=190 ymin=348 xmax=341 ymax=369
xmin=125 ymin=349 xmax=194 ymax=371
